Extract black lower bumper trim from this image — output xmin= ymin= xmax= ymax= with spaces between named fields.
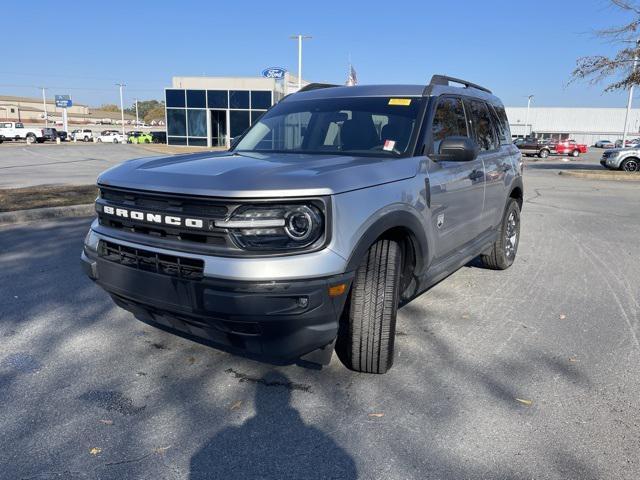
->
xmin=82 ymin=250 xmax=352 ymax=361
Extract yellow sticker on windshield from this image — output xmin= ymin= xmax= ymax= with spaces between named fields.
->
xmin=388 ymin=98 xmax=412 ymax=106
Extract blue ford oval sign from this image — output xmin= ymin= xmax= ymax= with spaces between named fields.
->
xmin=261 ymin=67 xmax=287 ymax=79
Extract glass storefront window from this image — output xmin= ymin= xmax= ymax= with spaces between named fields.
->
xmin=187 ymin=90 xmax=206 ymax=108
xmin=230 ymin=110 xmax=250 ymax=138
xmin=168 ymin=136 xmax=187 ymax=145
xmin=187 ymin=109 xmax=207 ymax=137
xmin=188 ymin=138 xmax=207 ymax=146
xmin=166 ymin=89 xmax=186 ymax=108
xmin=207 ymin=90 xmax=228 ymax=109
xmin=251 ymin=110 xmax=266 ymax=124
xmin=167 ymin=109 xmax=187 ymax=136
xmin=251 ymin=91 xmax=272 ymax=109
xmin=230 ymin=90 xmax=250 ymax=109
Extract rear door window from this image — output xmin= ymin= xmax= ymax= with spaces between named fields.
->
xmin=468 ymin=100 xmax=498 ymax=151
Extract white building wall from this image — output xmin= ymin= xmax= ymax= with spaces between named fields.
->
xmin=506 ymin=107 xmax=640 ymax=145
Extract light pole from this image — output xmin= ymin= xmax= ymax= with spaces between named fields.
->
xmin=116 ymin=82 xmax=126 ymax=139
xmin=40 ymin=87 xmax=48 ymax=127
xmin=134 ymin=98 xmax=139 ymax=127
xmin=622 ymin=38 xmax=640 ymax=147
xmin=524 ymin=95 xmax=534 ymax=139
xmin=290 ymin=34 xmax=312 ymax=91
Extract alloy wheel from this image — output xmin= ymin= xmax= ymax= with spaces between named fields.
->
xmin=504 ymin=211 xmax=519 ymax=258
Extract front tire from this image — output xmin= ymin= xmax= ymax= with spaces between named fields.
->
xmin=621 ymin=158 xmax=640 ymax=172
xmin=480 ymin=199 xmax=521 ymax=270
xmin=571 ymin=149 xmax=580 ymax=157
xmin=336 ymin=239 xmax=401 ymax=374
xmin=538 ymin=149 xmax=549 ymax=159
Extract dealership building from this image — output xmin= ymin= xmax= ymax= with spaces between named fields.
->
xmin=507 ymin=107 xmax=640 ymax=145
xmin=162 ymin=75 xmax=640 ymax=147
xmin=165 ymin=74 xmax=307 ymax=147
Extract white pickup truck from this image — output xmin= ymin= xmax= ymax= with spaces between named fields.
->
xmin=0 ymin=122 xmax=45 ymax=143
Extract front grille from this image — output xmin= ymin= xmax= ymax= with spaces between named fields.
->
xmin=97 ymin=186 xmax=238 ymax=250
xmin=98 ymin=240 xmax=204 ymax=280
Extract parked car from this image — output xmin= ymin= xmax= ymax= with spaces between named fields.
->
xmin=0 ymin=134 xmax=4 ymax=144
xmin=554 ymin=140 xmax=588 ymax=157
xmin=96 ymin=131 xmax=126 ymax=143
xmin=70 ymin=129 xmax=94 ymax=142
xmin=81 ymin=75 xmax=523 ymax=374
xmin=614 ymin=138 xmax=640 ymax=148
xmin=150 ymin=131 xmax=166 ymax=144
xmin=0 ymin=122 xmax=45 ymax=143
xmin=594 ymin=139 xmax=615 ymax=148
xmin=514 ymin=137 xmax=554 ymax=158
xmin=127 ymin=131 xmax=152 ymax=144
xmin=601 ymin=147 xmax=640 ymax=172
xmin=43 ymin=128 xmax=67 ymax=142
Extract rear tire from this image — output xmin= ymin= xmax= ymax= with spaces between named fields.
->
xmin=571 ymin=149 xmax=580 ymax=157
xmin=25 ymin=134 xmax=35 ymax=144
xmin=336 ymin=239 xmax=401 ymax=374
xmin=480 ymin=199 xmax=521 ymax=270
xmin=538 ymin=149 xmax=549 ymax=159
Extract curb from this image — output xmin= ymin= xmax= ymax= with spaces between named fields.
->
xmin=558 ymin=170 xmax=640 ymax=182
xmin=0 ymin=204 xmax=95 ymax=226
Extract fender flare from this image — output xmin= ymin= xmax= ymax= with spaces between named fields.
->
xmin=345 ymin=209 xmax=429 ymax=273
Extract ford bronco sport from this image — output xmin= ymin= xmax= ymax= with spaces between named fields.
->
xmin=81 ymin=75 xmax=523 ymax=374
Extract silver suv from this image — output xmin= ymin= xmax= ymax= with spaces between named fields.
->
xmin=81 ymin=75 xmax=523 ymax=374
xmin=601 ymin=147 xmax=640 ymax=172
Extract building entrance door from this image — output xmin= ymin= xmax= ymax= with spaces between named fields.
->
xmin=210 ymin=109 xmax=228 ymax=147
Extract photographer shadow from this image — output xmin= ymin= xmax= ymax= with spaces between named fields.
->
xmin=189 ymin=371 xmax=357 ymax=480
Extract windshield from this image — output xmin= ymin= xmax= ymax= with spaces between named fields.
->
xmin=235 ymin=96 xmax=423 ymax=157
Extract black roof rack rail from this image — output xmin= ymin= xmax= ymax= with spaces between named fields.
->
xmin=297 ymin=83 xmax=339 ymax=93
xmin=427 ymin=75 xmax=492 ymax=94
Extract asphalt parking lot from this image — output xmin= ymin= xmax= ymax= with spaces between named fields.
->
xmin=1 ymin=151 xmax=639 ymax=479
xmin=0 ymin=143 xmax=162 ymax=189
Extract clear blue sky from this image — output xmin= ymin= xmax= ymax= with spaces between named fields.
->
xmin=1 ymin=0 xmax=636 ymax=108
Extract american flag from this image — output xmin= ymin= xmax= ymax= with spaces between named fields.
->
xmin=346 ymin=64 xmax=358 ymax=86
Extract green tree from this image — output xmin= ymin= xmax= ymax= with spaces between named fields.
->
xmin=125 ymin=100 xmax=165 ymax=121
xmin=144 ymin=105 xmax=166 ymax=123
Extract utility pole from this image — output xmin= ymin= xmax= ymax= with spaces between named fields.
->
xmin=290 ymin=34 xmax=312 ymax=91
xmin=116 ymin=82 xmax=126 ymax=139
xmin=134 ymin=98 xmax=139 ymax=127
xmin=622 ymin=38 xmax=640 ymax=147
xmin=40 ymin=87 xmax=48 ymax=127
xmin=524 ymin=95 xmax=534 ymax=138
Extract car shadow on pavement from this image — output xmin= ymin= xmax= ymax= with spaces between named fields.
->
xmin=189 ymin=371 xmax=357 ymax=480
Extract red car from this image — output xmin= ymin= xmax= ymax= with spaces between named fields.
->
xmin=555 ymin=140 xmax=588 ymax=157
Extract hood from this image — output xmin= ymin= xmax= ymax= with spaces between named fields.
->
xmin=605 ymin=147 xmax=637 ymax=154
xmin=97 ymin=151 xmax=419 ymax=197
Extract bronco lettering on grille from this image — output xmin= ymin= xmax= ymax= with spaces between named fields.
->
xmin=102 ymin=205 xmax=204 ymax=229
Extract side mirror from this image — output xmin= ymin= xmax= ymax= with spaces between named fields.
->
xmin=438 ymin=136 xmax=479 ymax=162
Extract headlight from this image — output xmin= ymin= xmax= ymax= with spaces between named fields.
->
xmin=84 ymin=229 xmax=99 ymax=251
xmin=215 ymin=203 xmax=325 ymax=251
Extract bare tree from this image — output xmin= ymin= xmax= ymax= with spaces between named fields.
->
xmin=572 ymin=0 xmax=640 ymax=91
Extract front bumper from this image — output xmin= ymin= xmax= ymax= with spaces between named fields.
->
xmin=81 ymin=244 xmax=353 ymax=362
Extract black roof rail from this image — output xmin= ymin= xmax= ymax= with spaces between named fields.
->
xmin=428 ymin=75 xmax=492 ymax=94
xmin=297 ymin=83 xmax=339 ymax=93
